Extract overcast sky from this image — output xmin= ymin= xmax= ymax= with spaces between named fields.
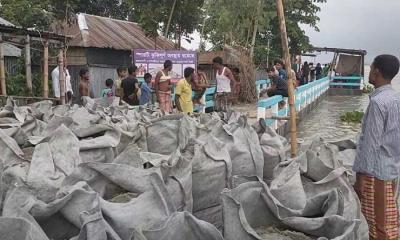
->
xmin=302 ymin=0 xmax=400 ymax=64
xmin=184 ymin=0 xmax=400 ymax=64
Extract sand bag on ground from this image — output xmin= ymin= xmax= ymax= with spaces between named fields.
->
xmin=191 ymin=134 xmax=232 ymax=229
xmin=133 ymin=211 xmax=224 ymax=240
xmin=146 ymin=118 xmax=180 ymax=155
xmin=253 ymin=120 xmax=288 ymax=181
xmin=211 ymin=115 xmax=264 ymax=179
xmin=223 ymin=155 xmax=368 ymax=240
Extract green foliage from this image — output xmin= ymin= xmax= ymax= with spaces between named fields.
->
xmin=0 ymin=0 xmax=54 ymax=30
xmin=6 ymin=73 xmax=44 ymax=96
xmin=126 ymin=0 xmax=204 ymax=44
xmin=340 ymin=110 xmax=364 ymax=123
xmin=0 ymin=0 xmax=134 ymax=30
xmin=363 ymin=83 xmax=374 ymax=94
xmin=0 ymin=0 xmax=204 ymax=47
xmin=5 ymin=56 xmax=47 ymax=97
xmin=203 ymin=0 xmax=327 ymax=64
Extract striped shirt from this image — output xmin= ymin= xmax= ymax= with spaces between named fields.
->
xmin=353 ymin=84 xmax=400 ymax=181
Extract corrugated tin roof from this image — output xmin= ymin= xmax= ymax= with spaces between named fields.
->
xmin=67 ymin=14 xmax=176 ymax=50
xmin=4 ymin=43 xmax=21 ymax=57
xmin=0 ymin=17 xmax=16 ymax=27
xmin=0 ymin=17 xmax=21 ymax=57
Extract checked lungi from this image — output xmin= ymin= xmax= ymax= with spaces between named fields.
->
xmin=354 ymin=173 xmax=399 ymax=240
xmin=158 ymin=91 xmax=172 ymax=113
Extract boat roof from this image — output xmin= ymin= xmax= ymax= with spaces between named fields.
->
xmin=308 ymin=47 xmax=367 ymax=56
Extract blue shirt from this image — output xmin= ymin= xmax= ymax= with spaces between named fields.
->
xmin=278 ymin=69 xmax=287 ymax=80
xmin=353 ymin=85 xmax=400 ymax=180
xmin=139 ymin=82 xmax=153 ymax=105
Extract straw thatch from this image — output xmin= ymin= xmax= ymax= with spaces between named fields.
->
xmin=224 ymin=45 xmax=258 ymax=103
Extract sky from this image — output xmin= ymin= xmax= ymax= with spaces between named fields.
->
xmin=302 ymin=0 xmax=400 ymax=64
xmin=183 ymin=0 xmax=400 ymax=64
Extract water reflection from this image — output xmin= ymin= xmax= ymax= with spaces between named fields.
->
xmin=297 ymin=95 xmax=369 ymax=141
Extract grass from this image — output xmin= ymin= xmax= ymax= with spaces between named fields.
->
xmin=340 ymin=110 xmax=364 ymax=123
xmin=363 ymin=84 xmax=374 ymax=94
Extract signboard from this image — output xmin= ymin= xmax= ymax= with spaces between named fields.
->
xmin=133 ymin=49 xmax=197 ymax=81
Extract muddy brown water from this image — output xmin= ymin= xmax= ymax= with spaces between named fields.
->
xmin=298 ymin=67 xmax=400 ymax=142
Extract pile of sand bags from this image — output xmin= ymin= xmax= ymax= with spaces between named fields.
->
xmin=0 ymin=97 xmax=366 ymax=240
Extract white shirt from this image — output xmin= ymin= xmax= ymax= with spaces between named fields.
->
xmin=216 ymin=67 xmax=231 ymax=93
xmin=51 ymin=67 xmax=73 ymax=98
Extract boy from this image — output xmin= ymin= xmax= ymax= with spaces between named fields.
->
xmin=274 ymin=59 xmax=287 ymax=80
xmin=114 ymin=66 xmax=128 ymax=97
xmin=79 ymin=68 xmax=93 ymax=98
xmin=140 ymin=73 xmax=153 ymax=105
xmin=176 ymin=67 xmax=195 ymax=114
xmin=121 ymin=65 xmax=141 ymax=106
xmin=101 ymin=79 xmax=114 ymax=98
xmin=262 ymin=67 xmax=288 ymax=97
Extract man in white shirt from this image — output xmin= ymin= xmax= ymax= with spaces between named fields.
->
xmin=52 ymin=58 xmax=73 ymax=104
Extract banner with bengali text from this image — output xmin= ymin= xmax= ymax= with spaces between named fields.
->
xmin=133 ymin=49 xmax=197 ymax=81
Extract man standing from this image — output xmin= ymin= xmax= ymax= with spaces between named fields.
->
xmin=315 ymin=63 xmax=323 ymax=80
xmin=121 ymin=66 xmax=141 ymax=106
xmin=301 ymin=61 xmax=310 ymax=85
xmin=78 ymin=68 xmax=93 ymax=99
xmin=155 ymin=60 xmax=173 ymax=113
xmin=309 ymin=63 xmax=316 ymax=82
xmin=213 ymin=57 xmax=236 ymax=112
xmin=51 ymin=58 xmax=73 ymax=103
xmin=175 ymin=67 xmax=195 ymax=114
xmin=274 ymin=59 xmax=287 ymax=80
xmin=353 ymin=54 xmax=400 ymax=240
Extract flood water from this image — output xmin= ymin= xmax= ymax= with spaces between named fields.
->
xmin=297 ymin=66 xmax=400 ymax=141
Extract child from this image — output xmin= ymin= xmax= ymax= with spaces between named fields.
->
xmin=140 ymin=73 xmax=153 ymax=105
xmin=101 ymin=79 xmax=114 ymax=98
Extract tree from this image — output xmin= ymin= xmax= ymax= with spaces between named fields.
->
xmin=0 ymin=0 xmax=54 ymax=30
xmin=0 ymin=0 xmax=132 ymax=31
xmin=202 ymin=0 xmax=327 ymax=64
xmin=127 ymin=0 xmax=204 ymax=48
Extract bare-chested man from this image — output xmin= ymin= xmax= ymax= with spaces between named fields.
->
xmin=79 ymin=68 xmax=93 ymax=99
xmin=155 ymin=60 xmax=173 ymax=113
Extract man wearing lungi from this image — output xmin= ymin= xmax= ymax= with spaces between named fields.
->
xmin=354 ymin=54 xmax=400 ymax=240
xmin=155 ymin=60 xmax=173 ymax=113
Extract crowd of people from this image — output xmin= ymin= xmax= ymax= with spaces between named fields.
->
xmin=51 ymin=57 xmax=245 ymax=114
xmin=298 ymin=62 xmax=328 ymax=85
xmin=50 ymin=57 xmax=332 ymax=113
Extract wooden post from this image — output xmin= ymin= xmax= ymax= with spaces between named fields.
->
xmin=43 ymin=40 xmax=49 ymax=98
xmin=25 ymin=35 xmax=32 ymax=95
xmin=58 ymin=50 xmax=66 ymax=105
xmin=165 ymin=0 xmax=177 ymax=37
xmin=250 ymin=0 xmax=262 ymax=60
xmin=0 ymin=36 xmax=6 ymax=96
xmin=275 ymin=0 xmax=297 ymax=157
xmin=361 ymin=54 xmax=365 ymax=89
xmin=328 ymin=52 xmax=338 ymax=80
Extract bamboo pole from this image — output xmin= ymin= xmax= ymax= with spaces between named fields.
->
xmin=0 ymin=36 xmax=6 ymax=96
xmin=0 ymin=36 xmax=7 ymax=96
xmin=58 ymin=50 xmax=66 ymax=105
xmin=275 ymin=0 xmax=297 ymax=157
xmin=165 ymin=0 xmax=177 ymax=38
xmin=43 ymin=40 xmax=49 ymax=98
xmin=328 ymin=52 xmax=338 ymax=80
xmin=250 ymin=0 xmax=262 ymax=60
xmin=25 ymin=35 xmax=32 ymax=95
